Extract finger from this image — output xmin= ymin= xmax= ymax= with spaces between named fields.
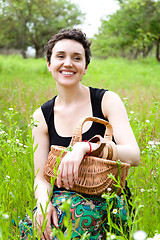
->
xmin=52 ymin=208 xmax=59 ymax=228
xmin=34 ymin=213 xmax=42 ymax=238
xmin=74 ymin=164 xmax=79 ymax=183
xmin=57 ymin=163 xmax=63 ymax=188
xmin=62 ymin=163 xmax=69 ymax=190
xmin=68 ymin=163 xmax=74 ymax=188
xmin=43 ymin=226 xmax=51 ymax=240
xmin=41 ymin=232 xmax=47 ymax=240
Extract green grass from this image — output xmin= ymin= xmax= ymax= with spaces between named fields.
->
xmin=0 ymin=55 xmax=159 ymax=239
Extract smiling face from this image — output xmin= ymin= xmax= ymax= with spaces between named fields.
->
xmin=48 ymin=39 xmax=87 ymax=87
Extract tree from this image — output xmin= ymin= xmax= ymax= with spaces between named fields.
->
xmin=92 ymin=0 xmax=160 ymax=61
xmin=0 ymin=0 xmax=84 ymax=58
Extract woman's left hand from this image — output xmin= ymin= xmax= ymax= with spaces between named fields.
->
xmin=56 ymin=142 xmax=92 ymax=190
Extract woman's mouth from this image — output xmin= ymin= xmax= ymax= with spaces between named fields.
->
xmin=60 ymin=70 xmax=75 ymax=76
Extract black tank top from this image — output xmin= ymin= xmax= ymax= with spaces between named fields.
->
xmin=41 ymin=87 xmax=110 ymax=192
xmin=41 ymin=87 xmax=108 ymax=148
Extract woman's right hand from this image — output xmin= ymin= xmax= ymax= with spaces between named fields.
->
xmin=34 ymin=201 xmax=58 ymax=240
xmin=56 ymin=141 xmax=99 ymax=190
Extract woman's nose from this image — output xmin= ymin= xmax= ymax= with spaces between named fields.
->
xmin=63 ymin=57 xmax=73 ymax=67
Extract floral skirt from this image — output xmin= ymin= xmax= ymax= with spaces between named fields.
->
xmin=19 ymin=189 xmax=131 ymax=240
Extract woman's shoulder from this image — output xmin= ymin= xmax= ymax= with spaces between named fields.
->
xmin=102 ymin=90 xmax=127 ymax=118
xmin=32 ymin=107 xmax=44 ymax=122
xmin=103 ymin=90 xmax=123 ymax=103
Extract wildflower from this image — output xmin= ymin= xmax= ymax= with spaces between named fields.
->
xmin=6 ymin=175 xmax=10 ymax=179
xmin=112 ymin=209 xmax=117 ymax=214
xmin=141 ymin=188 xmax=145 ymax=193
xmin=19 ymin=143 xmax=23 ymax=146
xmin=9 ymin=108 xmax=13 ymax=111
xmin=23 ymin=145 xmax=28 ymax=148
xmin=2 ymin=214 xmax=10 ymax=219
xmin=148 ymin=141 xmax=154 ymax=145
xmin=130 ymin=111 xmax=134 ymax=114
xmin=133 ymin=230 xmax=147 ymax=240
xmin=146 ymin=120 xmax=150 ymax=123
xmin=123 ymin=97 xmax=128 ymax=100
xmin=16 ymin=139 xmax=19 ymax=143
xmin=0 ymin=131 xmax=5 ymax=135
xmin=107 ymin=187 xmax=112 ymax=192
xmin=7 ymin=140 xmax=11 ymax=143
xmin=153 ymin=234 xmax=160 ymax=240
xmin=155 ymin=142 xmax=160 ymax=145
xmin=111 ymin=235 xmax=116 ymax=239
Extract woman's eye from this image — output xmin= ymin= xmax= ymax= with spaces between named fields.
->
xmin=57 ymin=55 xmax=64 ymax=59
xmin=74 ymin=56 xmax=81 ymax=61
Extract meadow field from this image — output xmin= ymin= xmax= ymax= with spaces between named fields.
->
xmin=0 ymin=55 xmax=159 ymax=239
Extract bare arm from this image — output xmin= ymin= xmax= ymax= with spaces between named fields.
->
xmin=102 ymin=91 xmax=140 ymax=166
xmin=33 ymin=108 xmax=51 ymax=209
xmin=32 ymin=108 xmax=58 ymax=238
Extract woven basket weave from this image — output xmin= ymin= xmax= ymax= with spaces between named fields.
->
xmin=43 ymin=116 xmax=130 ymax=195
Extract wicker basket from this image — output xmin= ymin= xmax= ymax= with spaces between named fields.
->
xmin=43 ymin=116 xmax=130 ymax=195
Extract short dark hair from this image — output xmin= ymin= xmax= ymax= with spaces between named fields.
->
xmin=45 ymin=28 xmax=91 ymax=67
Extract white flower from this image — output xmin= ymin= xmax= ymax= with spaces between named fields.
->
xmin=107 ymin=187 xmax=112 ymax=192
xmin=0 ymin=131 xmax=5 ymax=135
xmin=112 ymin=209 xmax=117 ymax=214
xmin=2 ymin=214 xmax=10 ymax=219
xmin=7 ymin=140 xmax=11 ymax=143
xmin=6 ymin=175 xmax=10 ymax=179
xmin=146 ymin=238 xmax=153 ymax=240
xmin=133 ymin=230 xmax=147 ymax=240
xmin=141 ymin=188 xmax=145 ymax=192
xmin=130 ymin=111 xmax=134 ymax=114
xmin=23 ymin=145 xmax=28 ymax=148
xmin=111 ymin=235 xmax=116 ymax=239
xmin=146 ymin=120 xmax=150 ymax=123
xmin=16 ymin=139 xmax=19 ymax=143
xmin=153 ymin=234 xmax=160 ymax=240
xmin=9 ymin=108 xmax=13 ymax=111
xmin=19 ymin=143 xmax=23 ymax=146
xmin=148 ymin=141 xmax=154 ymax=145
xmin=155 ymin=142 xmax=160 ymax=145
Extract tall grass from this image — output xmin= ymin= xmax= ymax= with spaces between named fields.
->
xmin=0 ymin=55 xmax=159 ymax=239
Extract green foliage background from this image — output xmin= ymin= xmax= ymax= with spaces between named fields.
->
xmin=92 ymin=0 xmax=160 ymax=61
xmin=0 ymin=55 xmax=159 ymax=238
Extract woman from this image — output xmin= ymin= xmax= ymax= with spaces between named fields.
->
xmin=19 ymin=28 xmax=140 ymax=240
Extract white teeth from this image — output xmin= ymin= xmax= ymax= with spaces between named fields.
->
xmin=61 ymin=71 xmax=74 ymax=75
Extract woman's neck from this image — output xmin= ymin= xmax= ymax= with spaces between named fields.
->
xmin=55 ymin=83 xmax=88 ymax=105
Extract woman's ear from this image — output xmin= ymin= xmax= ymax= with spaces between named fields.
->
xmin=83 ymin=66 xmax=88 ymax=75
xmin=47 ymin=61 xmax=51 ymax=72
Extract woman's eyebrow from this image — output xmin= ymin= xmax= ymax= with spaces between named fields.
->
xmin=73 ymin=52 xmax=83 ymax=56
xmin=56 ymin=51 xmax=83 ymax=55
xmin=56 ymin=51 xmax=65 ymax=54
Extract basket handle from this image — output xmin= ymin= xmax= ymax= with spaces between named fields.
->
xmin=70 ymin=116 xmax=113 ymax=146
